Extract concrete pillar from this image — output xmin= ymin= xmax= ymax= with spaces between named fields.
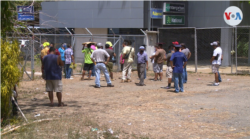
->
xmin=220 ymin=28 xmax=233 ymax=66
xmin=145 ymin=31 xmax=158 ymax=70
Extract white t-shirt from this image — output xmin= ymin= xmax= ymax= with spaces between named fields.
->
xmin=212 ymin=47 xmax=222 ymax=65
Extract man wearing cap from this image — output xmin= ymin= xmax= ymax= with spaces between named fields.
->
xmin=150 ymin=43 xmax=166 ymax=81
xmin=41 ymin=41 xmax=50 ymax=79
xmin=90 ymin=43 xmax=114 ymax=88
xmin=210 ymin=41 xmax=222 ymax=86
xmin=170 ymin=45 xmax=187 ymax=93
xmin=81 ymin=43 xmax=94 ymax=80
xmin=105 ymin=44 xmax=116 ymax=81
xmin=136 ymin=45 xmax=148 ymax=86
xmin=106 ymin=41 xmax=114 ymax=50
xmin=180 ymin=43 xmax=191 ymax=83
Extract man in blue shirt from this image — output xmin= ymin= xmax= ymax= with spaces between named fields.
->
xmin=137 ymin=46 xmax=148 ymax=86
xmin=58 ymin=44 xmax=65 ymax=78
xmin=43 ymin=47 xmax=67 ymax=107
xmin=170 ymin=45 xmax=187 ymax=93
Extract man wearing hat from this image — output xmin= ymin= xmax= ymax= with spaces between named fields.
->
xmin=170 ymin=44 xmax=187 ymax=93
xmin=210 ymin=41 xmax=222 ymax=86
xmin=90 ymin=43 xmax=114 ymax=88
xmin=106 ymin=41 xmax=113 ymax=50
xmin=41 ymin=41 xmax=50 ymax=79
xmin=105 ymin=43 xmax=116 ymax=81
xmin=136 ymin=45 xmax=148 ymax=86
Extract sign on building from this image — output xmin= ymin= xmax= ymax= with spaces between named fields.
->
xmin=163 ymin=15 xmax=185 ymax=25
xmin=151 ymin=8 xmax=163 ymax=19
xmin=163 ymin=3 xmax=185 ymax=13
xmin=17 ymin=6 xmax=34 ymax=21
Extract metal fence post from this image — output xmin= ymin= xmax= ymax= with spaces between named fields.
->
xmin=31 ymin=35 xmax=34 ymax=80
xmin=235 ymin=27 xmax=237 ymax=74
xmin=194 ymin=28 xmax=198 ymax=73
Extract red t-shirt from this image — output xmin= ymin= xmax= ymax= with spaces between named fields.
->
xmin=47 ymin=48 xmax=60 ymax=55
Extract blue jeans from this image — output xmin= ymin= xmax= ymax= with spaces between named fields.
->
xmin=95 ymin=63 xmax=112 ymax=87
xmin=218 ymin=72 xmax=222 ymax=82
xmin=182 ymin=66 xmax=187 ymax=83
xmin=65 ymin=64 xmax=72 ymax=79
xmin=91 ymin=65 xmax=96 ymax=76
xmin=173 ymin=73 xmax=184 ymax=92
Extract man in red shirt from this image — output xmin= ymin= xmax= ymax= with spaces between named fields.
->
xmin=47 ymin=43 xmax=60 ymax=55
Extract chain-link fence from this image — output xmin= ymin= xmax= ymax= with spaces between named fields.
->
xmin=158 ymin=26 xmax=250 ymax=74
xmin=158 ymin=28 xmax=196 ymax=72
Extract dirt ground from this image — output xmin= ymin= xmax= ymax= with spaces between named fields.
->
xmin=3 ymin=71 xmax=250 ymax=139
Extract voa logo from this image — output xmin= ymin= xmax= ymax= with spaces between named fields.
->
xmin=224 ymin=6 xmax=243 ymax=26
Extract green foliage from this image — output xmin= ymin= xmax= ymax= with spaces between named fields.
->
xmin=1 ymin=1 xmax=16 ymax=38
xmin=1 ymin=40 xmax=21 ymax=119
xmin=240 ymin=0 xmax=250 ymax=4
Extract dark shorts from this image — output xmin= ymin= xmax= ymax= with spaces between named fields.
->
xmin=83 ymin=63 xmax=94 ymax=71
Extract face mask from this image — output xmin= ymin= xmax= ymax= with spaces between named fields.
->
xmin=140 ymin=50 xmax=144 ymax=53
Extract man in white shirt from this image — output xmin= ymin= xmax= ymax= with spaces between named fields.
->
xmin=210 ymin=41 xmax=222 ymax=86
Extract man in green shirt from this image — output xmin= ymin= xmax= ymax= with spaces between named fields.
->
xmin=81 ymin=43 xmax=94 ymax=80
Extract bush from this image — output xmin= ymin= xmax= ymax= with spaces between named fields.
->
xmin=1 ymin=40 xmax=21 ymax=120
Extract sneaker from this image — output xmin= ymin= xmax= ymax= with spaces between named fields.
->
xmin=161 ymin=86 xmax=170 ymax=89
xmin=174 ymin=90 xmax=179 ymax=93
xmin=213 ymin=83 xmax=219 ymax=86
xmin=70 ymin=78 xmax=74 ymax=79
xmin=107 ymin=84 xmax=114 ymax=87
xmin=214 ymin=81 xmax=221 ymax=85
xmin=94 ymin=85 xmax=100 ymax=88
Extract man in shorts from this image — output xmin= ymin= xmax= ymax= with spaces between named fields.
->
xmin=105 ymin=44 xmax=116 ymax=81
xmin=150 ymin=43 xmax=166 ymax=81
xmin=81 ymin=43 xmax=94 ymax=80
xmin=210 ymin=41 xmax=222 ymax=86
xmin=162 ymin=45 xmax=174 ymax=89
xmin=43 ymin=47 xmax=66 ymax=107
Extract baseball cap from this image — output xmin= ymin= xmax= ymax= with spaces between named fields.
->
xmin=210 ymin=41 xmax=218 ymax=46
xmin=106 ymin=41 xmax=113 ymax=47
xmin=139 ymin=46 xmax=145 ymax=49
xmin=174 ymin=45 xmax=181 ymax=48
xmin=97 ymin=43 xmax=102 ymax=47
xmin=172 ymin=41 xmax=179 ymax=45
xmin=43 ymin=42 xmax=50 ymax=47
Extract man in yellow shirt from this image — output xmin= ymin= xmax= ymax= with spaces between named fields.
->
xmin=41 ymin=41 xmax=50 ymax=79
xmin=121 ymin=40 xmax=135 ymax=82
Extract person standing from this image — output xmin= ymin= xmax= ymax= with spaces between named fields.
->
xmin=150 ymin=43 xmax=166 ymax=81
xmin=217 ymin=41 xmax=223 ymax=82
xmin=47 ymin=43 xmax=60 ymax=55
xmin=170 ymin=45 xmax=187 ymax=93
xmin=58 ymin=44 xmax=66 ymax=78
xmin=136 ymin=46 xmax=148 ymax=86
xmin=180 ymin=43 xmax=191 ymax=83
xmin=90 ymin=43 xmax=114 ymax=88
xmin=162 ymin=45 xmax=174 ymax=89
xmin=105 ymin=43 xmax=116 ymax=81
xmin=43 ymin=47 xmax=66 ymax=107
xmin=121 ymin=40 xmax=135 ymax=83
xmin=64 ymin=45 xmax=75 ymax=79
xmin=210 ymin=41 xmax=222 ymax=86
xmin=41 ymin=41 xmax=50 ymax=79
xmin=81 ymin=43 xmax=94 ymax=80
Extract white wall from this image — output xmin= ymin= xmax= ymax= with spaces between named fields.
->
xmin=74 ymin=28 xmax=108 ymax=63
